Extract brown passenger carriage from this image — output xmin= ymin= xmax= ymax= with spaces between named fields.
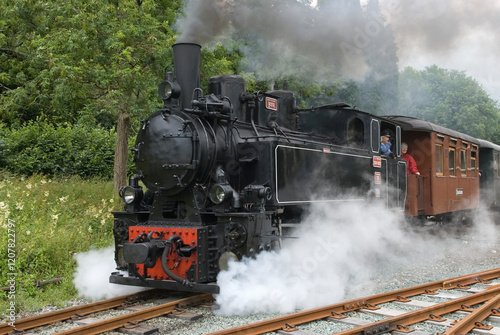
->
xmin=387 ymin=116 xmax=480 ymax=218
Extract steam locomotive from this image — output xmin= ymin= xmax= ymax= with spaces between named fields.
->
xmin=109 ymin=43 xmax=407 ymax=294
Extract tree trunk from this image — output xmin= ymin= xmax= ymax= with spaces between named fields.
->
xmin=114 ymin=112 xmax=130 ymax=195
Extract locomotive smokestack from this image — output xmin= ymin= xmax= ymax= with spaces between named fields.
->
xmin=173 ymin=43 xmax=201 ymax=110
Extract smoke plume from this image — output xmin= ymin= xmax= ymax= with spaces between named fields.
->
xmin=388 ymin=1 xmax=500 ymax=59
xmin=176 ymin=0 xmax=373 ymax=81
xmin=73 ymin=247 xmax=145 ymax=300
xmin=176 ymin=0 xmax=500 ymax=100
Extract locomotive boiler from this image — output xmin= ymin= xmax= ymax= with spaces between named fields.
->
xmin=109 ymin=43 xmax=406 ymax=293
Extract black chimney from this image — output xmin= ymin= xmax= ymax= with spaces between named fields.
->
xmin=172 ymin=43 xmax=201 ymax=110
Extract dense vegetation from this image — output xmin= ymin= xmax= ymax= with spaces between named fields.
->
xmin=0 ymin=174 xmax=117 ymax=316
xmin=0 ymin=122 xmax=117 ymax=178
xmin=399 ymin=66 xmax=500 ymax=143
xmin=1 ymin=0 xmax=500 ymax=316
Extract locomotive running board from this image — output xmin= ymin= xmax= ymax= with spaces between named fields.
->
xmin=109 ymin=272 xmax=220 ymax=294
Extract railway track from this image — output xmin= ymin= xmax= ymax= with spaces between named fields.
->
xmin=207 ymin=267 xmax=500 ymax=335
xmin=0 ymin=290 xmax=213 ymax=335
xmin=4 ymin=268 xmax=500 ymax=335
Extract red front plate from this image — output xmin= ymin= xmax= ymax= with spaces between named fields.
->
xmin=129 ymin=227 xmax=198 ymax=280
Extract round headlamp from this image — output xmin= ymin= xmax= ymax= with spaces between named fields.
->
xmin=120 ymin=186 xmax=136 ymax=204
xmin=209 ymin=184 xmax=233 ymax=204
xmin=158 ymin=80 xmax=181 ymax=101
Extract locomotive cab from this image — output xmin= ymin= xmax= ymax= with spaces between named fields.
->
xmin=296 ymin=105 xmax=406 ymax=209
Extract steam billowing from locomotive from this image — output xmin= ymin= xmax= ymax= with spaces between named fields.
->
xmin=109 ymin=29 xmax=500 ymax=305
xmin=103 ymin=0 xmax=500 ymax=311
xmin=109 ymin=42 xmax=406 ymax=293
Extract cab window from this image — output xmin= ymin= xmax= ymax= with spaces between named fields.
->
xmin=347 ymin=117 xmax=364 ymax=147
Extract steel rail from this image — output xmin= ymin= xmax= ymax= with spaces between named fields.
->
xmin=52 ymin=293 xmax=213 ymax=335
xmin=0 ymin=291 xmax=154 ymax=335
xmin=442 ymin=288 xmax=500 ymax=335
xmin=206 ymin=267 xmax=500 ymax=335
xmin=333 ymin=283 xmax=500 ymax=335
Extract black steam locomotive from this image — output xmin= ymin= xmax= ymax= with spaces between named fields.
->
xmin=109 ymin=43 xmax=406 ymax=293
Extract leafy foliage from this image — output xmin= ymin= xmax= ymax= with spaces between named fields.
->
xmin=0 ymin=0 xmax=180 ymax=128
xmin=0 ymin=121 xmax=118 ymax=178
xmin=398 ymin=65 xmax=500 ymax=142
xmin=0 ymin=0 xmax=244 ymax=189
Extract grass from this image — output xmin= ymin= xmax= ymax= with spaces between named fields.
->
xmin=0 ymin=172 xmax=121 ymax=320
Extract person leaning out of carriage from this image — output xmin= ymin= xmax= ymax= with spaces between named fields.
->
xmin=401 ymin=142 xmax=420 ymax=175
xmin=380 ymin=132 xmax=393 ymax=157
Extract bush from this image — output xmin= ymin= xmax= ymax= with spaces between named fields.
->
xmin=0 ymin=121 xmax=117 ymax=179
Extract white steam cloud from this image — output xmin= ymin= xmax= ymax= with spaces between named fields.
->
xmin=73 ymin=247 xmax=145 ymax=300
xmin=70 ymin=209 xmax=497 ymax=311
xmin=215 ymin=201 xmax=499 ymax=315
xmin=215 ymin=201 xmax=410 ymax=315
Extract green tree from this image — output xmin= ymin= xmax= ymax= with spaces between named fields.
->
xmin=399 ymin=65 xmax=500 ymax=142
xmin=0 ymin=0 xmax=181 ymax=193
xmin=0 ymin=0 xmax=58 ymax=125
xmin=1 ymin=0 xmax=245 ymax=191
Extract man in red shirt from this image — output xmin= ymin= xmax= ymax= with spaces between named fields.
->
xmin=401 ymin=142 xmax=420 ymax=175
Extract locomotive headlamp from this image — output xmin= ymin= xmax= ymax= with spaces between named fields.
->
xmin=158 ymin=80 xmax=181 ymax=101
xmin=119 ymin=185 xmax=143 ymax=205
xmin=209 ymin=183 xmax=233 ymax=204
xmin=119 ymin=186 xmax=136 ymax=204
xmin=122 ymin=186 xmax=136 ymax=204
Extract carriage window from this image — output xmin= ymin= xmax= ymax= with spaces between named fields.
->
xmin=460 ymin=150 xmax=467 ymax=176
xmin=449 ymin=147 xmax=456 ymax=176
xmin=435 ymin=144 xmax=444 ymax=175
xmin=347 ymin=117 xmax=364 ymax=147
xmin=495 ymin=153 xmax=499 ymax=177
xmin=471 ymin=151 xmax=477 ymax=177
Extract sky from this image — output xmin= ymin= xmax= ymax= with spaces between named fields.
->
xmin=373 ymin=0 xmax=500 ymax=101
xmin=175 ymin=0 xmax=500 ymax=102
